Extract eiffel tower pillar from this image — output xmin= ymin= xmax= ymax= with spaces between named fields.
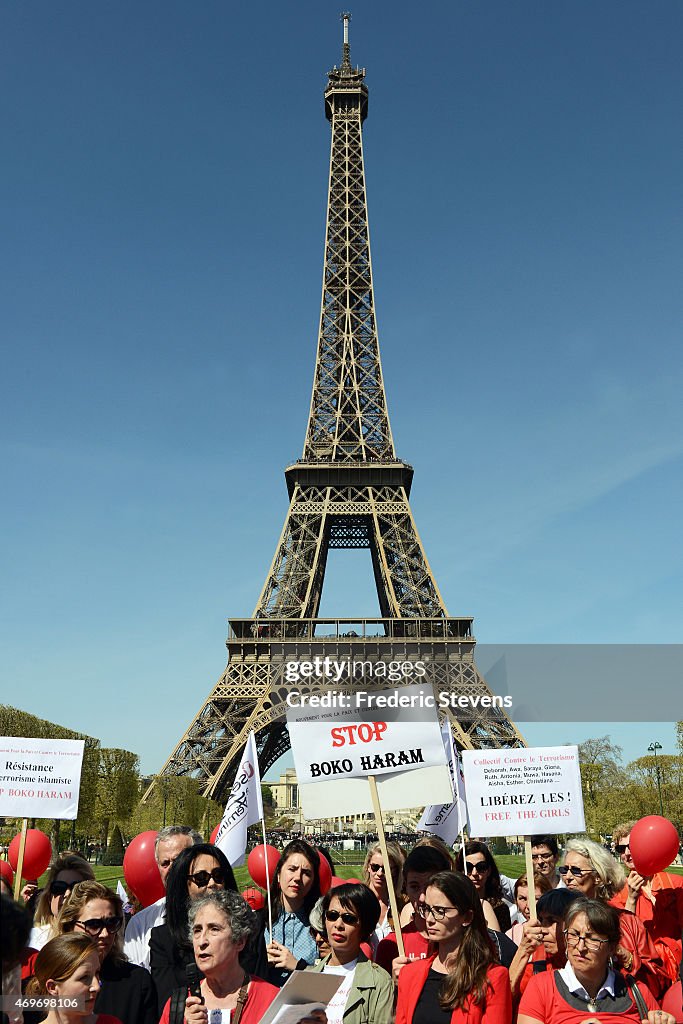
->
xmin=144 ymin=17 xmax=524 ymax=806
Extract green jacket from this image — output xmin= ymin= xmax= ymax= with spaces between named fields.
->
xmin=306 ymin=952 xmax=394 ymax=1024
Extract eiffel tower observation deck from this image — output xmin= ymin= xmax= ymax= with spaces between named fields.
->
xmin=146 ymin=16 xmax=524 ymax=804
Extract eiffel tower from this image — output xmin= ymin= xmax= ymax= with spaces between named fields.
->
xmin=146 ymin=16 xmax=525 ymax=805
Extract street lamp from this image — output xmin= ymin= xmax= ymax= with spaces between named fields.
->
xmin=647 ymin=742 xmax=664 ymax=816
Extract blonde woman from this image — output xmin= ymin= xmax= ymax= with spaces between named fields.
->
xmin=29 ymin=853 xmax=95 ymax=951
xmin=362 ymin=842 xmax=406 ymax=953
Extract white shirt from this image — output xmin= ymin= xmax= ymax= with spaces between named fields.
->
xmin=28 ymin=923 xmax=52 ymax=952
xmin=559 ymin=963 xmax=617 ymax=1001
xmin=123 ymin=896 xmax=166 ymax=971
xmin=322 ymin=960 xmax=357 ymax=1024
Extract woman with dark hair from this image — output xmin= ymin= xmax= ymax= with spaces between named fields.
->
xmin=395 ymin=871 xmax=511 ymax=1024
xmin=262 ymin=839 xmax=322 ymax=987
xmin=306 ymin=882 xmax=393 ymax=1024
xmin=149 ymin=843 xmax=237 ymax=1014
xmin=518 ymin=898 xmax=675 ymax=1024
xmin=28 ymin=853 xmax=95 ymax=951
xmin=26 ymin=933 xmax=121 ymax=1024
xmin=454 ymin=841 xmax=511 ymax=933
xmin=56 ymin=880 xmax=156 ymax=1024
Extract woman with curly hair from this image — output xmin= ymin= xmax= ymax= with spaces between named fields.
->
xmin=149 ymin=842 xmax=238 ymax=1013
xmin=56 ymin=880 xmax=157 ymax=1024
xmin=455 ymin=841 xmax=511 ymax=933
xmin=28 ymin=853 xmax=95 ymax=951
xmin=395 ymin=871 xmax=511 ymax=1024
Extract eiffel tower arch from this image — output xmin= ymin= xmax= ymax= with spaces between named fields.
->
xmin=145 ymin=18 xmax=525 ymax=805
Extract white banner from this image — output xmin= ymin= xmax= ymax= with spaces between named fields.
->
xmin=462 ymin=745 xmax=585 ymax=837
xmin=418 ymin=720 xmax=469 ymax=843
xmin=214 ymin=731 xmax=264 ymax=868
xmin=287 ymin=684 xmax=447 ymax=785
xmin=0 ymin=737 xmax=85 ymax=820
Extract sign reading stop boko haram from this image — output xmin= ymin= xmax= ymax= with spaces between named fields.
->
xmin=287 ymin=683 xmax=447 ymax=784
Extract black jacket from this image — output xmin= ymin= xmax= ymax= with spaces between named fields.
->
xmin=95 ymin=956 xmax=157 ymax=1024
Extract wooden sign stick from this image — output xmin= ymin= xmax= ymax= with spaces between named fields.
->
xmin=13 ymin=818 xmax=28 ymax=901
xmin=368 ymin=775 xmax=405 ymax=958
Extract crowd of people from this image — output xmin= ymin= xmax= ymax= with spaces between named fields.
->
xmin=2 ymin=822 xmax=682 ymax=1024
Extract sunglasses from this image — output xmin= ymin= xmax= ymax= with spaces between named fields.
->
xmin=325 ymin=909 xmax=359 ymax=925
xmin=615 ymin=844 xmax=630 ymax=855
xmin=188 ymin=868 xmax=226 ymax=888
xmin=368 ymin=863 xmax=386 ymax=873
xmin=76 ymin=916 xmax=123 ymax=936
xmin=50 ymin=879 xmax=79 ymax=897
xmin=558 ymin=865 xmax=593 ymax=878
xmin=465 ymin=860 xmax=489 ymax=875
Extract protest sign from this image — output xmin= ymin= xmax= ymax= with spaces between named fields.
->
xmin=462 ymin=744 xmax=585 ymax=836
xmin=0 ymin=737 xmax=85 ymax=819
xmin=287 ymin=683 xmax=448 ymax=784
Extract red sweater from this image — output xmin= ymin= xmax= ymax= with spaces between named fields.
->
xmin=395 ymin=955 xmax=511 ymax=1024
xmin=519 ymin=969 xmax=659 ymax=1024
xmin=375 ymin=921 xmax=431 ymax=974
xmin=159 ymin=978 xmax=278 ymax=1024
xmin=611 ymin=871 xmax=683 ymax=983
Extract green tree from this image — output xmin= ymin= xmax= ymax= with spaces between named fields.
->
xmin=95 ymin=748 xmax=140 ymax=847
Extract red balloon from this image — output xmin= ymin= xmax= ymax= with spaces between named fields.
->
xmin=241 ymin=886 xmax=265 ymax=910
xmin=330 ymin=876 xmax=346 ymax=888
xmin=123 ymin=831 xmax=165 ymax=908
xmin=0 ymin=860 xmax=15 ymax=886
xmin=316 ymin=849 xmax=332 ymax=894
xmin=630 ymin=816 xmax=680 ymax=877
xmin=345 ymin=877 xmax=361 ymax=884
xmin=8 ymin=830 xmax=52 ymax=880
xmin=247 ymin=845 xmax=280 ymax=889
xmin=210 ymin=824 xmax=220 ymax=844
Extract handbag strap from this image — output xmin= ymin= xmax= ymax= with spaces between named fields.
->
xmin=625 ymin=974 xmax=649 ymax=1020
xmin=169 ymin=987 xmax=188 ymax=1024
xmin=231 ymin=973 xmax=251 ymax=1024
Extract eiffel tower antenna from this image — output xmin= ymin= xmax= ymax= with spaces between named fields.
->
xmin=143 ymin=21 xmax=524 ymax=805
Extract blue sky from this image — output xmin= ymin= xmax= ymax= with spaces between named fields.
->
xmin=2 ymin=2 xmax=681 ymax=778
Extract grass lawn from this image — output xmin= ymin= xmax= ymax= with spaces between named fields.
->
xmin=36 ymin=854 xmax=683 ymax=897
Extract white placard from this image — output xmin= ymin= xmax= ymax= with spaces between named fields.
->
xmin=0 ymin=737 xmax=85 ymax=820
xmin=298 ymin=764 xmax=453 ymax=820
xmin=462 ymin=745 xmax=585 ymax=837
xmin=287 ymin=683 xmax=447 ymax=785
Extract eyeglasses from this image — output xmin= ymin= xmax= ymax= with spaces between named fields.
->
xmin=564 ymin=929 xmax=610 ymax=952
xmin=531 ymin=852 xmax=554 ymax=861
xmin=416 ymin=902 xmax=457 ymax=921
xmin=76 ymin=917 xmax=123 ymax=936
xmin=50 ymin=879 xmax=79 ymax=897
xmin=465 ymin=860 xmax=489 ymax=875
xmin=324 ymin=910 xmax=359 ymax=925
xmin=615 ymin=844 xmax=630 ymax=855
xmin=558 ymin=865 xmax=593 ymax=878
xmin=188 ymin=867 xmax=226 ymax=888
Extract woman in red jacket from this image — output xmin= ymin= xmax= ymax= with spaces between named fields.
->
xmin=395 ymin=871 xmax=512 ymax=1024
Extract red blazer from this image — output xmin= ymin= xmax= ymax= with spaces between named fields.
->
xmin=396 ymin=954 xmax=512 ymax=1024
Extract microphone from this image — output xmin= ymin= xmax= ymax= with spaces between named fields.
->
xmin=186 ymin=963 xmax=204 ymax=1002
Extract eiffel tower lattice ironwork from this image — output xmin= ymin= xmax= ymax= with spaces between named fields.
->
xmin=147 ymin=17 xmax=525 ymax=805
